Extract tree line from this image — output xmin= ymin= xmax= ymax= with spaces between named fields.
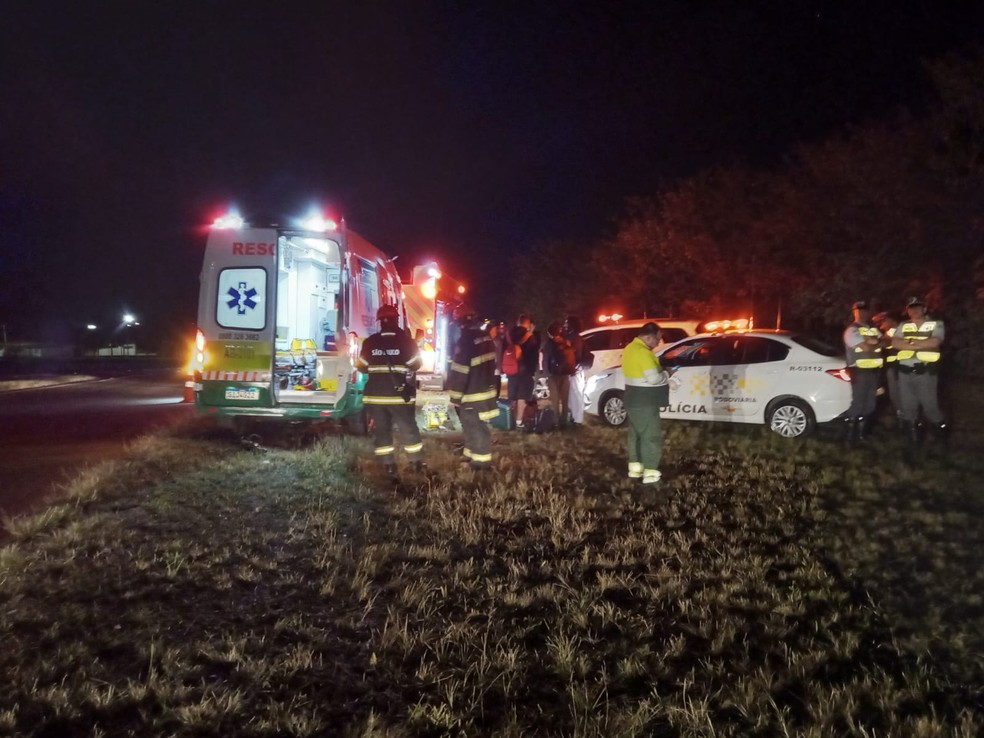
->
xmin=508 ymin=50 xmax=984 ymax=376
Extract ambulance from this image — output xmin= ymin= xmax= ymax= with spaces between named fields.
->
xmin=190 ymin=208 xmax=405 ymax=432
xmin=399 ymin=262 xmax=467 ymax=430
xmin=401 ymin=262 xmax=466 ymax=389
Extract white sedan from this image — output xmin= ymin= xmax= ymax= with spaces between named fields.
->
xmin=583 ymin=331 xmax=852 ymax=438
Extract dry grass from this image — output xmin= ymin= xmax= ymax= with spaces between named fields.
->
xmin=1 ymin=388 xmax=983 ymax=737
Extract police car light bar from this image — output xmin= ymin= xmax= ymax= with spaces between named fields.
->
xmin=704 ymin=318 xmax=753 ymax=332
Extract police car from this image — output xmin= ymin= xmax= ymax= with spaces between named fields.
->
xmin=580 ymin=318 xmax=705 ymax=385
xmin=532 ymin=318 xmax=705 ymax=401
xmin=583 ymin=330 xmax=852 ymax=438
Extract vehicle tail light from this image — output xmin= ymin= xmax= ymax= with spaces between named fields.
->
xmin=826 ymin=368 xmax=851 ymax=382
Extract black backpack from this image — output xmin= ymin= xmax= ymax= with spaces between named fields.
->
xmin=523 ymin=403 xmax=557 ymax=433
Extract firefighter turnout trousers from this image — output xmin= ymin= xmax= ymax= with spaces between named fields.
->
xmin=457 ymin=406 xmax=492 ymax=468
xmin=368 ymin=404 xmax=423 ymax=465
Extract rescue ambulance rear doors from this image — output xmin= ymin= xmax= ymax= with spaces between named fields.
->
xmin=195 ymin=215 xmax=402 ymax=426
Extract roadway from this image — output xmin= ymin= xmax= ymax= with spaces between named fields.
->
xmin=0 ymin=374 xmax=193 ymax=525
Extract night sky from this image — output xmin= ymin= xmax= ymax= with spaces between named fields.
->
xmin=2 ymin=1 xmax=982 ymax=344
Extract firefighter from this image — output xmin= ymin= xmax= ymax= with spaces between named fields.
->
xmin=356 ymin=304 xmax=424 ymax=478
xmin=891 ymin=296 xmax=946 ymax=454
xmin=842 ymin=300 xmax=883 ymax=445
xmin=623 ymin=322 xmax=673 ymax=485
xmin=447 ymin=304 xmax=499 ymax=471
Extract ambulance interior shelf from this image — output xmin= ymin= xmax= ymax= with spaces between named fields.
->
xmin=274 ymin=236 xmax=344 ymax=396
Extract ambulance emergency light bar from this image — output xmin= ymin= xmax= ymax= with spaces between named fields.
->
xmin=210 ymin=207 xmax=340 ymax=232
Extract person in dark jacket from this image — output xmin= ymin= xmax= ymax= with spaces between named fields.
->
xmin=356 ymin=304 xmax=424 ymax=478
xmin=448 ymin=304 xmax=499 ymax=470
xmin=542 ymin=320 xmax=576 ymax=426
xmin=505 ymin=314 xmax=540 ymax=428
xmin=564 ymin=315 xmax=587 ymax=427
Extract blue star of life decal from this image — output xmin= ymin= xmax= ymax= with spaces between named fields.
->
xmin=227 ymin=281 xmax=258 ymax=315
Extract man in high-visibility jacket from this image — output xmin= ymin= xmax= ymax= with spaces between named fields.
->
xmin=356 ymin=304 xmax=424 ymax=478
xmin=842 ymin=300 xmax=883 ymax=445
xmin=448 ymin=304 xmax=499 ymax=470
xmin=891 ymin=296 xmax=946 ymax=451
xmin=623 ymin=322 xmax=673 ymax=485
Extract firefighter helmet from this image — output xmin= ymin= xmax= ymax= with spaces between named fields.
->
xmin=376 ymin=304 xmax=400 ymax=321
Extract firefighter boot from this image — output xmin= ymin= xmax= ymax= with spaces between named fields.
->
xmin=383 ymin=463 xmax=399 ymax=481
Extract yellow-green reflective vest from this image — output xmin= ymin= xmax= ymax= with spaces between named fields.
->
xmin=896 ymin=321 xmax=942 ymax=363
xmin=852 ymin=325 xmax=884 ymax=369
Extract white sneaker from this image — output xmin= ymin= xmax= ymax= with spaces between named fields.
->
xmin=642 ymin=469 xmax=662 ymax=485
xmin=627 ymin=462 xmax=643 ymax=479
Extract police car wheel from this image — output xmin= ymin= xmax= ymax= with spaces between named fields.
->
xmin=766 ymin=398 xmax=815 ymax=438
xmin=600 ymin=391 xmax=627 ymax=427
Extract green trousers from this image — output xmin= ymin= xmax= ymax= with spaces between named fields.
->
xmin=625 ymin=385 xmax=664 ymax=471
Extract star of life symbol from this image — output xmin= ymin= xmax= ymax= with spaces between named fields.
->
xmin=227 ymin=281 xmax=258 ymax=315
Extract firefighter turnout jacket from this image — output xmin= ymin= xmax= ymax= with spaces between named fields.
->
xmin=357 ymin=326 xmax=421 ymax=405
xmin=448 ymin=327 xmax=499 ymax=421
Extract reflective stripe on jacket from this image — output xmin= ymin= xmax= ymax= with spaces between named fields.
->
xmin=448 ymin=327 xmax=499 ymax=420
xmin=356 ymin=328 xmax=421 ymax=405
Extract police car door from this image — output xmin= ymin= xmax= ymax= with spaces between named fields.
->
xmin=658 ymin=338 xmax=715 ymax=421
xmin=730 ymin=336 xmax=788 ymax=422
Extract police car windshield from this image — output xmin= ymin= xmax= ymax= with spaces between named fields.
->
xmin=791 ymin=334 xmax=840 ymax=357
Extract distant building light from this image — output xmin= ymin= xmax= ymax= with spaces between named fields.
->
xmin=86 ymin=324 xmax=97 ymax=330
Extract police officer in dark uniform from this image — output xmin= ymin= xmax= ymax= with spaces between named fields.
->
xmin=447 ymin=304 xmax=499 ymax=470
xmin=891 ymin=296 xmax=946 ymax=454
xmin=842 ymin=300 xmax=883 ymax=445
xmin=356 ymin=304 xmax=424 ymax=478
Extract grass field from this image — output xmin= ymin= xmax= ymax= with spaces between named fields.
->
xmin=2 ymin=391 xmax=983 ymax=737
